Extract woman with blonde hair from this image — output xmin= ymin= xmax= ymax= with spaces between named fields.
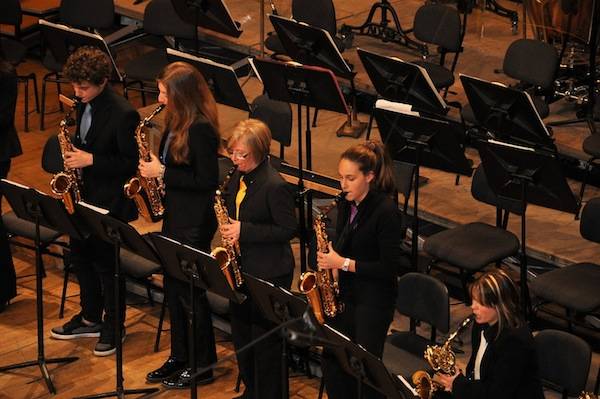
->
xmin=141 ymin=61 xmax=219 ymax=389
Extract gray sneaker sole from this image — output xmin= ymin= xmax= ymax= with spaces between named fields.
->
xmin=93 ymin=335 xmax=126 ymax=357
xmin=50 ymin=330 xmax=101 ymax=340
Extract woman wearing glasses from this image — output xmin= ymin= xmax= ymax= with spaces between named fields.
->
xmin=220 ymin=118 xmax=297 ymax=399
xmin=140 ymin=62 xmax=219 ymax=389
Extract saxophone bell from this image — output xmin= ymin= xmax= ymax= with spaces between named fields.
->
xmin=211 ymin=246 xmax=236 ymax=290
xmin=50 ymin=172 xmax=79 ymax=214
xmin=298 ymin=271 xmax=325 ymax=324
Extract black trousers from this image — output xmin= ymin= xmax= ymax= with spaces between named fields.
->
xmin=322 ymin=302 xmax=394 ymax=399
xmin=71 ymin=236 xmax=125 ymax=332
xmin=230 ymin=272 xmax=293 ymax=399
xmin=162 ymin=224 xmax=217 ymax=368
xmin=0 ymin=160 xmax=16 ymax=304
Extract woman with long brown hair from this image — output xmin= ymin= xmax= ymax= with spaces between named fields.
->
xmin=140 ymin=61 xmax=219 ymax=389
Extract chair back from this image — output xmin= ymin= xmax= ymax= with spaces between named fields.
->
xmin=396 ymin=272 xmax=450 ymax=334
xmin=0 ymin=0 xmax=22 ymax=28
xmin=503 ymin=39 xmax=558 ymax=90
xmin=42 ymin=135 xmax=64 ymax=174
xmin=580 ymin=197 xmax=600 ymax=243
xmin=143 ymin=0 xmax=196 ymax=40
xmin=292 ymin=0 xmax=337 ymax=36
xmin=60 ymin=0 xmax=115 ymax=30
xmin=471 ymin=165 xmax=524 ymax=216
xmin=392 ymin=160 xmax=414 ymax=213
xmin=534 ymin=329 xmax=591 ymax=397
xmin=249 ymin=94 xmax=292 ymax=150
xmin=413 ymin=4 xmax=462 ymax=53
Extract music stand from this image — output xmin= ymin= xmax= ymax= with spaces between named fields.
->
xmin=357 ymin=48 xmax=449 ymax=139
xmin=269 ymin=14 xmax=367 ymax=138
xmin=72 ymin=202 xmax=159 ymax=399
xmin=319 ymin=324 xmax=414 ymax=399
xmin=150 ymin=234 xmax=245 ymax=399
xmin=477 ymin=139 xmax=580 ymax=316
xmin=251 ymin=57 xmax=348 ymax=272
xmin=243 ymin=274 xmax=310 ymax=399
xmin=374 ymin=104 xmax=472 ymax=270
xmin=0 ymin=181 xmax=80 ymax=394
xmin=460 ymin=74 xmax=555 ymax=149
xmin=166 ymin=48 xmax=249 ymax=112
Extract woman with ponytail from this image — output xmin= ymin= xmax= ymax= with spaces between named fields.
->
xmin=318 ymin=140 xmax=407 ymax=399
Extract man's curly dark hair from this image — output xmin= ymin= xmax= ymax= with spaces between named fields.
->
xmin=63 ymin=46 xmax=111 ymax=85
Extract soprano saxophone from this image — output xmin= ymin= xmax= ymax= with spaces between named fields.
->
xmin=50 ymin=95 xmax=82 ymax=214
xmin=299 ymin=193 xmax=344 ymax=324
xmin=123 ymin=104 xmax=165 ymax=222
xmin=212 ymin=166 xmax=243 ymax=289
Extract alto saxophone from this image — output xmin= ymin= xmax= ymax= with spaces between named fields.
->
xmin=412 ymin=315 xmax=474 ymax=399
xmin=299 ymin=193 xmax=344 ymax=324
xmin=211 ymin=166 xmax=243 ymax=289
xmin=50 ymin=94 xmax=82 ymax=214
xmin=123 ymin=104 xmax=165 ymax=222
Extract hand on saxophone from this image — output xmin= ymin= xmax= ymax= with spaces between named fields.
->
xmin=317 ymin=242 xmax=345 ymax=270
xmin=64 ymin=148 xmax=93 ymax=168
xmin=220 ymin=217 xmax=241 ymax=244
xmin=139 ymin=153 xmax=162 ymax=178
xmin=435 ymin=369 xmax=460 ymax=392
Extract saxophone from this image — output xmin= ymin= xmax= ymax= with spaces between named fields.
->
xmin=412 ymin=315 xmax=474 ymax=399
xmin=211 ymin=166 xmax=243 ymax=289
xmin=123 ymin=104 xmax=165 ymax=222
xmin=50 ymin=95 xmax=82 ymax=214
xmin=579 ymin=393 xmax=599 ymax=399
xmin=299 ymin=193 xmax=344 ymax=324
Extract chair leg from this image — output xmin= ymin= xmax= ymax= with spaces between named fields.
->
xmin=460 ymin=270 xmax=471 ymax=305
xmin=140 ymin=81 xmax=147 ymax=107
xmin=366 ymin=109 xmax=374 ymax=140
xmin=57 ymin=79 xmax=64 ymax=112
xmin=312 ymin=108 xmax=319 ymax=128
xmin=234 ymin=373 xmax=242 ymax=392
xmin=40 ymin=77 xmax=47 ymax=131
xmin=31 ymin=74 xmax=40 ymax=112
xmin=154 ymin=298 xmax=167 ymax=353
xmin=579 ymin=159 xmax=594 ymax=201
xmin=145 ymin=282 xmax=155 ymax=307
xmin=59 ymin=263 xmax=71 ymax=319
xmin=318 ymin=376 xmax=325 ymax=399
xmin=23 ymin=77 xmax=29 ymax=132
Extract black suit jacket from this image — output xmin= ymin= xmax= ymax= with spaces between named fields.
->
xmin=334 ymin=190 xmax=406 ymax=309
xmin=452 ymin=323 xmax=545 ymax=399
xmin=159 ymin=118 xmax=219 ymax=237
xmin=0 ymin=67 xmax=22 ymax=162
xmin=74 ymin=86 xmax=139 ymax=222
xmin=223 ymin=159 xmax=296 ymax=280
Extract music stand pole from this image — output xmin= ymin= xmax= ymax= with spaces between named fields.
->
xmin=260 ymin=0 xmax=265 ymax=57
xmin=0 ymin=184 xmax=79 ymax=395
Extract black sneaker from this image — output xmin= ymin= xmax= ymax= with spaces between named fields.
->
xmin=93 ymin=328 xmax=126 ymax=357
xmin=51 ymin=314 xmax=102 ymax=340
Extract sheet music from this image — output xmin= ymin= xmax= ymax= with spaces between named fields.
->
xmin=375 ymin=99 xmax=420 ymax=116
xmin=488 ymin=139 xmax=536 ymax=152
xmin=1 ymin=179 xmax=29 ymax=189
xmin=167 ymin=48 xmax=236 ymax=72
xmin=397 ymin=374 xmax=419 ymax=397
xmin=78 ymin=201 xmax=109 ymax=215
xmin=248 ymin=58 xmax=262 ymax=83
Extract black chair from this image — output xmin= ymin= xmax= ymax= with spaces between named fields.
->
xmin=534 ymin=329 xmax=592 ymax=399
xmin=248 ymin=94 xmax=292 ymax=161
xmin=0 ymin=0 xmax=40 ymax=132
xmin=411 ymin=3 xmax=465 ymax=97
xmin=265 ymin=0 xmax=345 ymax=56
xmin=123 ymin=0 xmax=197 ymax=106
xmin=578 ymin=134 xmax=600 ymax=200
xmin=383 ymin=272 xmax=450 ymax=378
xmin=530 ymin=198 xmax=600 ymax=331
xmin=423 ymin=166 xmax=521 ymax=302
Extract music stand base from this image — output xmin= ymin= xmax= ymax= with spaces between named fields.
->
xmin=73 ymin=387 xmax=159 ymax=399
xmin=337 ymin=120 xmax=368 ymax=138
xmin=0 ymin=356 xmax=79 ymax=394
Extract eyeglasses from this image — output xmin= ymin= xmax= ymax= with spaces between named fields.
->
xmin=228 ymin=151 xmax=249 ymax=160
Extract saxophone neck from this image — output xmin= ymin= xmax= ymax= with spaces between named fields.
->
xmin=446 ymin=315 xmax=475 ymax=343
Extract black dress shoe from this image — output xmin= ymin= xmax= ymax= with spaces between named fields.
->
xmin=146 ymin=357 xmax=186 ymax=383
xmin=161 ymin=368 xmax=215 ymax=389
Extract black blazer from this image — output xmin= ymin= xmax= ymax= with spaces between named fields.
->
xmin=223 ymin=159 xmax=296 ymax=280
xmin=159 ymin=118 xmax=219 ymax=235
xmin=0 ymin=67 xmax=22 ymax=162
xmin=334 ymin=190 xmax=405 ymax=309
xmin=74 ymin=86 xmax=139 ymax=222
xmin=452 ymin=323 xmax=545 ymax=399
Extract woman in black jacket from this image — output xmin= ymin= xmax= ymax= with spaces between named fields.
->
xmin=140 ymin=62 xmax=219 ymax=389
xmin=436 ymin=269 xmax=545 ymax=399
xmin=318 ymin=141 xmax=406 ymax=399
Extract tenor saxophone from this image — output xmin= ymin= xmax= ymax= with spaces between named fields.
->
xmin=299 ymin=193 xmax=344 ymax=324
xmin=50 ymin=95 xmax=82 ymax=214
xmin=211 ymin=166 xmax=243 ymax=289
xmin=123 ymin=104 xmax=165 ymax=222
xmin=412 ymin=315 xmax=475 ymax=399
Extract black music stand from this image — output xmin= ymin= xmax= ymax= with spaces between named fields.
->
xmin=150 ymin=234 xmax=245 ymax=399
xmin=477 ymin=139 xmax=580 ymax=316
xmin=243 ymin=274 xmax=309 ymax=399
xmin=460 ymin=74 xmax=555 ymax=149
xmin=374 ymin=106 xmax=472 ymax=270
xmin=357 ymin=48 xmax=449 ymax=139
xmin=0 ymin=180 xmax=80 ymax=394
xmin=72 ymin=203 xmax=159 ymax=399
xmin=319 ymin=324 xmax=414 ymax=399
xmin=166 ymin=48 xmax=249 ymax=112
xmin=269 ymin=14 xmax=367 ymax=139
xmin=339 ymin=0 xmax=426 ymax=53
xmin=251 ymin=57 xmax=348 ymax=272
xmin=170 ymin=0 xmax=242 ymax=57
